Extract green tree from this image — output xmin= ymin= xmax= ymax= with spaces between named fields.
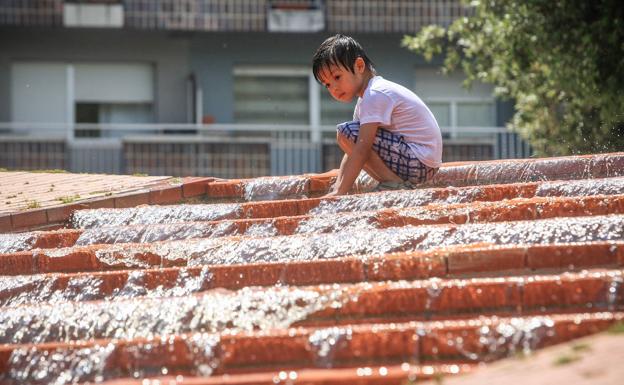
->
xmin=403 ymin=0 xmax=624 ymax=156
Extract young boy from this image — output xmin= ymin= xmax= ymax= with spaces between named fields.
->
xmin=312 ymin=34 xmax=442 ymax=197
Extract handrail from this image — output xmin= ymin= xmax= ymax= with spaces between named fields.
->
xmin=0 ymin=122 xmax=513 ymax=135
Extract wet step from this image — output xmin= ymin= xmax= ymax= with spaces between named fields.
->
xmin=0 ymin=312 xmax=620 ymax=384
xmin=2 ymin=214 xmax=623 ymax=276
xmin=69 ymin=176 xmax=624 ymax=230
xmin=2 ymin=153 xmax=624 ymax=385
xmin=98 ymin=363 xmax=475 ymax=385
xmin=425 ymin=152 xmax=624 ymax=188
xmin=206 ymin=152 xmax=624 ymax=201
xmin=1 ymin=268 xmax=622 ymax=346
xmin=2 ymin=242 xmax=623 ymax=308
xmin=5 ymin=191 xmax=624 ymax=253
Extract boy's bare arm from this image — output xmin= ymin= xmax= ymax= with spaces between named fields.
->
xmin=331 ymin=123 xmax=378 ymax=195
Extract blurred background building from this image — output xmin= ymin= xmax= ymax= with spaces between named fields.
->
xmin=0 ymin=0 xmax=530 ymax=177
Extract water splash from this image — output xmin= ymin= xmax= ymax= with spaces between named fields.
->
xmin=63 ymin=177 xmax=624 ymax=237
xmin=535 ymin=177 xmax=624 ymax=197
xmin=0 ymin=275 xmax=105 ymax=307
xmin=0 ymin=285 xmax=351 ymax=345
xmin=313 ymin=177 xmax=624 ymax=216
xmin=46 ymin=214 xmax=624 ymax=270
xmin=244 ymin=221 xmax=279 ymax=237
xmin=0 ymin=333 xmax=222 ymax=385
xmin=434 ymin=316 xmax=557 ymax=362
xmin=243 ymin=176 xmax=307 ymax=201
xmin=2 ymin=343 xmax=115 ymax=385
xmin=0 ymin=275 xmax=50 ymax=307
xmin=0 ymin=232 xmax=36 ymax=254
xmin=308 ymin=326 xmax=353 ymax=368
xmin=71 ymin=203 xmax=242 ymax=229
xmin=0 ymin=267 xmax=213 ymax=308
xmin=309 ymin=189 xmax=438 ymax=215
xmin=75 ymin=221 xmax=241 ymax=246
xmin=607 ymin=275 xmax=623 ymax=311
xmin=185 ymin=333 xmax=221 ymax=376
xmin=351 ymin=171 xmax=379 ymax=193
xmin=478 ymin=316 xmax=556 ymax=360
xmin=114 ymin=266 xmax=214 ymax=299
xmin=424 ymin=278 xmax=444 ymax=313
xmin=295 ymin=211 xmax=380 ymax=234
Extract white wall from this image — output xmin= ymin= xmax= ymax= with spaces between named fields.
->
xmin=11 ymin=62 xmax=68 ymax=123
xmin=75 ymin=63 xmax=153 ymax=103
xmin=0 ymin=29 xmax=190 ymax=123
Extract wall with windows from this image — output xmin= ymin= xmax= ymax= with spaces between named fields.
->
xmin=190 ymin=32 xmax=514 ymax=130
xmin=192 ymin=33 xmax=434 ymax=126
xmin=0 ymin=28 xmax=514 ymax=132
xmin=415 ymin=68 xmax=496 ymax=137
xmin=0 ymin=28 xmax=190 ymax=126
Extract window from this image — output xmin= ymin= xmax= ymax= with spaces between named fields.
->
xmin=414 ymin=68 xmax=496 ymax=137
xmin=234 ymin=66 xmax=310 ymax=125
xmin=11 ymin=61 xmax=155 ymax=137
xmin=74 ymin=63 xmax=155 ymax=137
xmin=232 ymin=65 xmax=356 ymax=137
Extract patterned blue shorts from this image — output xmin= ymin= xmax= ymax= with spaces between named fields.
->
xmin=337 ymin=120 xmax=438 ymax=184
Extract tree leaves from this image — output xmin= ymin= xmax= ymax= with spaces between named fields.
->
xmin=403 ymin=0 xmax=624 ymax=155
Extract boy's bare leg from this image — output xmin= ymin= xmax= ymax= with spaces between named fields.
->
xmin=337 ymin=133 xmax=403 ymax=183
xmin=309 ymin=169 xmax=339 ymax=178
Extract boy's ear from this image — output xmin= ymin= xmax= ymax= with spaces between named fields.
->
xmin=355 ymin=57 xmax=366 ymax=73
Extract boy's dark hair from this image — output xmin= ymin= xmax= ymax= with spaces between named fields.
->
xmin=312 ymin=34 xmax=375 ymax=84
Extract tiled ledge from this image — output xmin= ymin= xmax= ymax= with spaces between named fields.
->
xmin=0 ymin=176 xmax=214 ymax=233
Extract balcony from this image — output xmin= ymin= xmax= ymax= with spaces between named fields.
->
xmin=0 ymin=122 xmax=531 ymax=177
xmin=0 ymin=0 xmax=468 ymax=33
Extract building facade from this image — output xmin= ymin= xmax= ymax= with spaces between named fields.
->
xmin=0 ymin=0 xmax=528 ymax=177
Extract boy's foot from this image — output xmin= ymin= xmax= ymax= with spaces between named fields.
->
xmin=372 ymin=180 xmax=415 ymax=192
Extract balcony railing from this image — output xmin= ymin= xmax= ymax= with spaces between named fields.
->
xmin=0 ymin=0 xmax=63 ymax=27
xmin=0 ymin=122 xmax=532 ymax=178
xmin=0 ymin=0 xmax=468 ymax=33
xmin=326 ymin=0 xmax=466 ymax=33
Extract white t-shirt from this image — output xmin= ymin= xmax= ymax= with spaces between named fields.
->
xmin=354 ymin=76 xmax=443 ymax=168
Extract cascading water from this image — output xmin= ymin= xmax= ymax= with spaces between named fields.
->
xmin=2 ymin=153 xmax=624 ymax=384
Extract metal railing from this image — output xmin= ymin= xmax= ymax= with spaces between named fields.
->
xmin=0 ymin=0 xmax=63 ymax=27
xmin=0 ymin=122 xmax=532 ymax=177
xmin=124 ymin=0 xmax=266 ymax=31
xmin=0 ymin=0 xmax=467 ymax=33
xmin=326 ymin=0 xmax=467 ymax=33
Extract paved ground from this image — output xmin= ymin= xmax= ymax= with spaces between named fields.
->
xmin=0 ymin=171 xmax=173 ymax=215
xmin=422 ymin=330 xmax=624 ymax=385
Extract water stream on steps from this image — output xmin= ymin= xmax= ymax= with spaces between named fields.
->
xmin=3 ymin=176 xmax=623 ymax=255
xmin=34 ymin=215 xmax=624 ymax=269
xmin=2 ymin=156 xmax=624 ymax=384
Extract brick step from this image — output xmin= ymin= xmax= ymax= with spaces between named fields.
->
xmin=4 ymin=192 xmax=624 ymax=254
xmin=0 ymin=312 xmax=620 ymax=384
xmin=2 ymin=214 xmax=623 ymax=276
xmin=425 ymin=152 xmax=624 ymax=188
xmin=71 ymin=175 xmax=624 ymax=230
xmin=99 ymin=363 xmax=475 ymax=385
xmin=1 ymin=242 xmax=623 ymax=308
xmin=1 ymin=268 xmax=622 ymax=346
xmin=70 ymin=182 xmax=539 ymax=229
xmin=205 ymin=152 xmax=624 ymax=200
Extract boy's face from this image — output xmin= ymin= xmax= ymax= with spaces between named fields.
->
xmin=318 ymin=57 xmax=369 ymax=103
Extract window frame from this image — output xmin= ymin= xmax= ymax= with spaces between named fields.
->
xmin=232 ymin=65 xmax=323 ymax=141
xmin=414 ymin=69 xmax=497 ymax=138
